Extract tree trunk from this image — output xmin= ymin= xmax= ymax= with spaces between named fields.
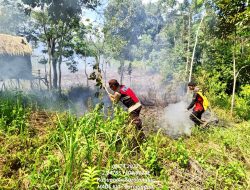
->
xmin=94 ymin=55 xmax=101 ymax=85
xmin=48 ymin=40 xmax=52 ymax=90
xmin=119 ymin=59 xmax=124 ymax=84
xmin=230 ymin=38 xmax=237 ymax=116
xmin=52 ymin=57 xmax=58 ymax=89
xmin=230 ymin=29 xmax=237 ymax=116
xmin=58 ymin=55 xmax=62 ymax=93
xmin=58 ymin=37 xmax=64 ymax=93
xmin=51 ymin=40 xmax=58 ymax=89
xmin=104 ymin=60 xmax=107 ymax=84
xmin=101 ymin=58 xmax=106 ymax=85
xmin=130 ymin=75 xmax=132 ymax=87
xmin=185 ymin=12 xmax=191 ymax=78
xmin=84 ymin=56 xmax=89 ymax=87
xmin=102 ymin=57 xmax=106 ymax=84
xmin=189 ymin=13 xmax=205 ymax=82
xmin=95 ymin=55 xmax=100 ymax=68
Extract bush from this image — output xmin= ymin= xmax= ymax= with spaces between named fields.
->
xmin=195 ymin=68 xmax=231 ymax=109
xmin=165 ymin=139 xmax=189 ymax=168
xmin=218 ymin=162 xmax=246 ymax=188
xmin=143 ymin=146 xmax=162 ymax=175
xmin=0 ymin=92 xmax=29 ymax=134
xmin=235 ymin=85 xmax=250 ymax=120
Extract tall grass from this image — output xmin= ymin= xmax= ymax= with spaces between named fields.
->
xmin=0 ymin=91 xmax=30 ymax=135
xmin=0 ymin=91 xmax=249 ymax=189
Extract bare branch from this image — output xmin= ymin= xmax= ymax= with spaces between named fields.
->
xmin=236 ymin=65 xmax=250 ymax=78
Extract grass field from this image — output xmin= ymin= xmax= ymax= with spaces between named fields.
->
xmin=0 ymin=91 xmax=249 ymax=189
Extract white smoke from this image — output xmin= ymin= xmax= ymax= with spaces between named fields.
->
xmin=0 ymin=56 xmax=32 ymax=80
xmin=159 ymin=101 xmax=194 ymax=138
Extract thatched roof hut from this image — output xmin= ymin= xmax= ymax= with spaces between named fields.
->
xmin=0 ymin=34 xmax=32 ymax=56
xmin=0 ymin=34 xmax=32 ymax=80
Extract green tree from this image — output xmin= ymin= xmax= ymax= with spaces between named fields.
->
xmin=104 ymin=0 xmax=146 ymax=83
xmin=0 ymin=0 xmax=29 ymax=35
xmin=207 ymin=0 xmax=250 ymax=115
xmin=21 ymin=0 xmax=99 ymax=90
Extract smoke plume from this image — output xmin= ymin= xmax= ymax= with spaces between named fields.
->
xmin=160 ymin=101 xmax=194 ymax=138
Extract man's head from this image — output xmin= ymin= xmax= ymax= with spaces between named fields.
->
xmin=108 ymin=79 xmax=119 ymax=91
xmin=188 ymin=81 xmax=196 ymax=91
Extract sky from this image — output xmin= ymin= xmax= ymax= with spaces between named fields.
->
xmin=82 ymin=0 xmax=184 ymax=26
xmin=142 ymin=0 xmax=159 ymax=4
xmin=142 ymin=0 xmax=184 ymax=4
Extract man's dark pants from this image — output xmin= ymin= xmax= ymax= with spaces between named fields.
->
xmin=190 ymin=110 xmax=204 ymax=126
xmin=129 ymin=106 xmax=145 ymax=142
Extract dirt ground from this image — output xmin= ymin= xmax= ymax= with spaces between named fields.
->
xmin=140 ymin=105 xmax=165 ymax=136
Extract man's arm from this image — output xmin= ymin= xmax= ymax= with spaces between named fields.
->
xmin=187 ymin=93 xmax=197 ymax=110
xmin=109 ymin=92 xmax=121 ymax=103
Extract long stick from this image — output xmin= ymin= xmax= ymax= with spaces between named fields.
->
xmin=101 ymin=80 xmax=111 ymax=95
xmin=186 ymin=110 xmax=205 ymax=124
xmin=103 ymin=85 xmax=111 ymax=95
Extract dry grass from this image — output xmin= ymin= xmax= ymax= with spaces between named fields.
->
xmin=0 ymin=34 xmax=32 ymax=56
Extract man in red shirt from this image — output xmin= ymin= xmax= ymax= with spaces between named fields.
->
xmin=108 ymin=79 xmax=144 ymax=139
xmin=187 ymin=81 xmax=205 ymax=126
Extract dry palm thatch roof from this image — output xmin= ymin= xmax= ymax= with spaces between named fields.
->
xmin=0 ymin=34 xmax=32 ymax=56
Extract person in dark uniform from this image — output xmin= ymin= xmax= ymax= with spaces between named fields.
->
xmin=108 ymin=79 xmax=144 ymax=141
xmin=187 ymin=81 xmax=205 ymax=126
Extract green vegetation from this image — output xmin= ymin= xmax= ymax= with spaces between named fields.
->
xmin=0 ymin=0 xmax=249 ymax=189
xmin=0 ymin=92 xmax=249 ymax=189
xmin=103 ymin=0 xmax=249 ymax=118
